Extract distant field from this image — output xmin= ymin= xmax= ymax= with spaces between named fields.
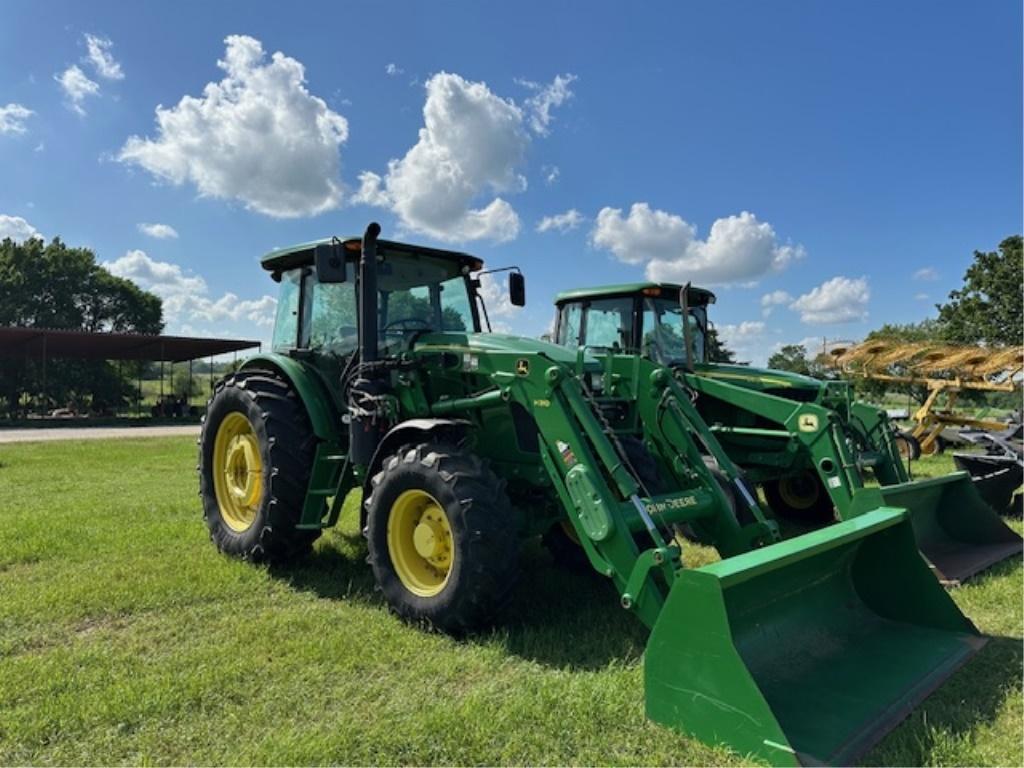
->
xmin=0 ymin=438 xmax=1020 ymax=765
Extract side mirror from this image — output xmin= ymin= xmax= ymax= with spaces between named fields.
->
xmin=509 ymin=271 xmax=526 ymax=307
xmin=314 ymin=243 xmax=347 ymax=283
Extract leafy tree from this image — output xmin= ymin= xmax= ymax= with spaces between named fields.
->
xmin=0 ymin=237 xmax=163 ymax=416
xmin=937 ymin=235 xmax=1023 ymax=346
xmin=865 ymin=319 xmax=945 ymax=344
xmin=705 ymin=327 xmax=735 ymax=363
xmin=173 ymin=369 xmax=200 ymax=399
xmin=767 ymin=344 xmax=812 ymax=376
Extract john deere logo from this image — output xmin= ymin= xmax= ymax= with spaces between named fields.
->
xmin=798 ymin=413 xmax=819 ymax=432
xmin=515 ymin=358 xmax=530 ymax=376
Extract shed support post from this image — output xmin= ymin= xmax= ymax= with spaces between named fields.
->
xmin=40 ymin=334 xmax=47 ymax=416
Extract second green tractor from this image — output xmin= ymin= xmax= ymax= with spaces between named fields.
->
xmin=551 ymin=282 xmax=1022 ymax=583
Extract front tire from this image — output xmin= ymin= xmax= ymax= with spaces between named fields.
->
xmin=198 ymin=369 xmax=321 ymax=562
xmin=763 ymin=469 xmax=835 ymax=525
xmin=365 ymin=443 xmax=520 ymax=634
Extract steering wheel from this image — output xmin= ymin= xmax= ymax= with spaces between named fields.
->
xmin=383 ymin=317 xmax=433 ymax=334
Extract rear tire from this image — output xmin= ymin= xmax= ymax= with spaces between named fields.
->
xmin=894 ymin=432 xmax=922 ymax=461
xmin=763 ymin=469 xmax=835 ymax=525
xmin=365 ymin=442 xmax=520 ymax=634
xmin=198 ymin=369 xmax=321 ymax=562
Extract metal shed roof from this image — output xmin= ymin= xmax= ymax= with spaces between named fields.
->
xmin=0 ymin=326 xmax=260 ymax=362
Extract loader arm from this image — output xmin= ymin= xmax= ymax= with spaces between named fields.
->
xmin=681 ymin=369 xmax=1022 ymax=582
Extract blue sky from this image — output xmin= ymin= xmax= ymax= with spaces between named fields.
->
xmin=0 ymin=1 xmax=1020 ymax=363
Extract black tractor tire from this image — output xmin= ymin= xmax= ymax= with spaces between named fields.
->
xmin=762 ymin=469 xmax=835 ymax=525
xmin=894 ymin=432 xmax=922 ymax=461
xmin=542 ymin=520 xmax=590 ymax=570
xmin=365 ymin=442 xmax=521 ymax=635
xmin=674 ymin=458 xmax=740 ymax=544
xmin=198 ymin=369 xmax=321 ymax=562
xmin=620 ymin=435 xmax=665 ymax=495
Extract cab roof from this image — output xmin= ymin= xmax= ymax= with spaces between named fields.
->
xmin=260 ymin=237 xmax=484 ymax=273
xmin=554 ymin=282 xmax=716 ymax=305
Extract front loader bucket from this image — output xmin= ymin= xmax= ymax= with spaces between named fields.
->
xmin=879 ymin=473 xmax=1022 ymax=584
xmin=953 ymin=452 xmax=1024 ymax=516
xmin=645 ymin=508 xmax=984 ymax=766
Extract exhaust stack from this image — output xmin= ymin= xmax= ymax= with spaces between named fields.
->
xmin=350 ymin=222 xmax=388 ymax=467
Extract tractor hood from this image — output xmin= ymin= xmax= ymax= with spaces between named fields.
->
xmin=696 ymin=363 xmax=824 ymax=394
xmin=413 ymin=332 xmax=598 ymax=368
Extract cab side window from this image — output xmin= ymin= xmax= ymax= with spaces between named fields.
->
xmin=583 ymin=298 xmax=634 ymax=351
xmin=271 ymin=270 xmax=301 ymax=351
xmin=558 ymin=304 xmax=583 ymax=348
xmin=301 ymin=263 xmax=358 ymax=355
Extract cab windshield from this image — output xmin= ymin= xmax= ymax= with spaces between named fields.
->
xmin=641 ymin=298 xmax=707 ymax=366
xmin=377 ymin=253 xmax=477 ymax=352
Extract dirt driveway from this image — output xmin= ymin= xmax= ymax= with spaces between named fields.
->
xmin=0 ymin=425 xmax=200 ymax=444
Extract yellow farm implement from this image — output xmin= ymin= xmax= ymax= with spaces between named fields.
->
xmin=826 ymin=341 xmax=1023 ymax=456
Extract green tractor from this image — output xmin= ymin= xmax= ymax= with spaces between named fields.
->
xmin=551 ymin=282 xmax=1022 ymax=583
xmin=200 ymin=225 xmax=984 ymax=765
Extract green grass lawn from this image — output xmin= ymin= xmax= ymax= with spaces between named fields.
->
xmin=0 ymin=438 xmax=1020 ymax=766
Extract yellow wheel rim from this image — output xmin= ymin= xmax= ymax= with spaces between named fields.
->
xmin=387 ymin=489 xmax=455 ymax=597
xmin=212 ymin=412 xmax=263 ymax=532
xmin=778 ymin=472 xmax=819 ymax=510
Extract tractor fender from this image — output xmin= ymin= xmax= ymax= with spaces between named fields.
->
xmin=240 ymin=353 xmax=341 ymax=443
xmin=361 ymin=418 xmax=472 ymax=527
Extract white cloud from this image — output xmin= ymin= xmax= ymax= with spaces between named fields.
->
xmin=591 ymin=204 xmax=803 ymax=285
xmin=719 ymin=320 xmax=766 ymax=342
xmin=591 ymin=203 xmax=695 ymax=266
xmin=914 ymin=292 xmax=930 ymax=301
xmin=477 ymin=272 xmax=523 ymax=320
xmin=0 ymin=214 xmax=42 ymax=241
xmin=84 ymin=34 xmax=124 ymax=80
xmin=543 ymin=165 xmax=560 ymax=185
xmin=651 ymin=212 xmax=803 ymax=284
xmin=55 ymin=65 xmax=100 ymax=115
xmin=354 ymin=72 xmax=539 ymax=242
xmin=104 ymin=249 xmax=206 ymax=295
xmin=790 ymin=276 xmax=870 ymax=324
xmin=717 ymin=320 xmax=767 ymax=364
xmin=352 ymin=171 xmax=391 ymax=207
xmin=0 ymin=103 xmax=33 ymax=134
xmin=118 ymin=35 xmax=348 ymax=218
xmin=537 ymin=208 xmax=584 ymax=233
xmin=519 ymin=73 xmax=577 ymax=135
xmin=760 ymin=289 xmax=793 ymax=316
xmin=137 ymin=222 xmax=179 ymax=239
xmin=385 ymin=62 xmax=404 ymax=77
xmin=913 ymin=266 xmax=938 ymax=281
xmin=103 ymin=249 xmax=277 ymax=331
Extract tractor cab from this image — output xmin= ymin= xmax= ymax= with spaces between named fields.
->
xmin=553 ymin=282 xmax=829 ymax=398
xmin=553 ymin=283 xmax=715 ymax=368
xmin=262 ymin=236 xmax=523 ymax=359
